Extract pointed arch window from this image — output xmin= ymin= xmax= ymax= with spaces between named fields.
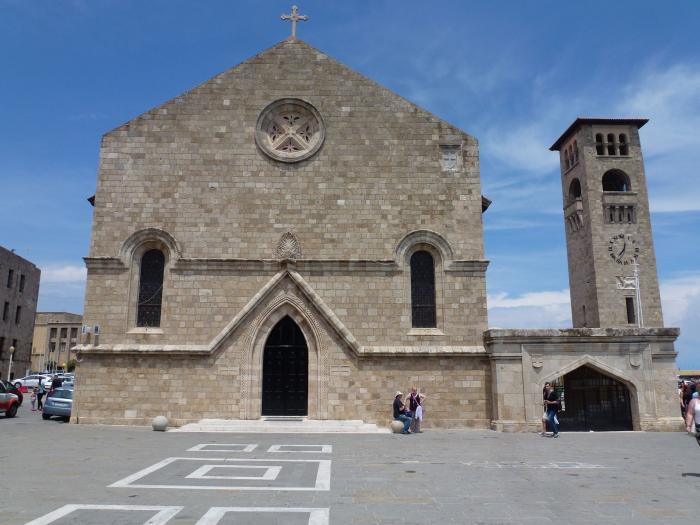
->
xmin=410 ymin=250 xmax=437 ymax=328
xmin=137 ymin=249 xmax=165 ymax=327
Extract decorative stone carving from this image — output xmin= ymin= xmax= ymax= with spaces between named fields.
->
xmin=530 ymin=353 xmax=544 ymax=368
xmin=629 ymin=351 xmax=642 ymax=367
xmin=255 ymin=98 xmax=325 ymax=163
xmin=276 ymin=232 xmax=302 ymax=260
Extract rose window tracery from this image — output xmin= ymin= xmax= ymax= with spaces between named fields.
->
xmin=255 ymin=99 xmax=325 ymax=163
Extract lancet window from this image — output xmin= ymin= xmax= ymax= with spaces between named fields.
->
xmin=137 ymin=249 xmax=165 ymax=327
xmin=410 ymin=250 xmax=437 ymax=328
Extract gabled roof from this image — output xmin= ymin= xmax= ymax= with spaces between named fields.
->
xmin=104 ymin=38 xmax=475 ymax=142
xmin=550 ymin=117 xmax=648 ymax=151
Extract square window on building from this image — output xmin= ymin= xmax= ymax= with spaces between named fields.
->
xmin=15 ymin=305 xmax=21 ymax=324
xmin=6 ymin=269 xmax=13 ymax=288
xmin=2 ymin=302 xmax=8 ymax=321
xmin=49 ymin=342 xmax=56 ymax=353
xmin=60 ymin=327 xmax=67 ymax=339
xmin=19 ymin=274 xmax=25 ymax=292
xmin=70 ymin=327 xmax=78 ymax=340
xmin=50 ymin=327 xmax=57 ymax=339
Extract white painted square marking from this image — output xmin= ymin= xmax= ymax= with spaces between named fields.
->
xmin=109 ymin=457 xmax=331 ymax=491
xmin=187 ymin=443 xmax=258 ymax=452
xmin=195 ymin=507 xmax=329 ymax=525
xmin=267 ymin=444 xmax=333 ymax=453
xmin=186 ymin=464 xmax=282 ymax=481
xmin=23 ymin=504 xmax=183 ymax=525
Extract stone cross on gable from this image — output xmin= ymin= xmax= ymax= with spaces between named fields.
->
xmin=281 ymin=5 xmax=308 ymax=39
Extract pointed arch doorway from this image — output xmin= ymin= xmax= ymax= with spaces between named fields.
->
xmin=261 ymin=316 xmax=309 ymax=416
xmin=556 ymin=365 xmax=633 ymax=431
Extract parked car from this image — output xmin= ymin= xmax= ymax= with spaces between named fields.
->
xmin=42 ymin=388 xmax=73 ymax=420
xmin=0 ymin=382 xmax=19 ymax=418
xmin=12 ymin=375 xmax=50 ymax=389
xmin=0 ymin=380 xmax=23 ymax=405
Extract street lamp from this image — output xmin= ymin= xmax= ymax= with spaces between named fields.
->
xmin=61 ymin=362 xmax=66 ymax=373
xmin=7 ymin=346 xmax=15 ymax=381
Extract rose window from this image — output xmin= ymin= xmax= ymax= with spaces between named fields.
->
xmin=255 ymin=99 xmax=325 ymax=163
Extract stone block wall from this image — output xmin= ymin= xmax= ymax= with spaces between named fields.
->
xmin=485 ymin=328 xmax=682 ymax=432
xmin=73 ymin=276 xmax=491 ymax=428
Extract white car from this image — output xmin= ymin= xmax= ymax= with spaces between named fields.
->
xmin=12 ymin=375 xmax=51 ymax=389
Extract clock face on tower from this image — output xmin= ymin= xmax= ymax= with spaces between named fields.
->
xmin=608 ymin=233 xmax=640 ymax=265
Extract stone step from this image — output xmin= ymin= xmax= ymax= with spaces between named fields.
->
xmin=170 ymin=418 xmax=390 ymax=434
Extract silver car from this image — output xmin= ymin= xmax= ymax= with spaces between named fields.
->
xmin=42 ymin=388 xmax=73 ymax=420
xmin=12 ymin=375 xmax=50 ymax=389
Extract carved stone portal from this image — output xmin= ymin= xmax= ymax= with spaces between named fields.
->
xmin=276 ymin=232 xmax=302 ymax=260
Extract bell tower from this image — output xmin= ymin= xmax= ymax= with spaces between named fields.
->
xmin=550 ymin=118 xmax=664 ymax=328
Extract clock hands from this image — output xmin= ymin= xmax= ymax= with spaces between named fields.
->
xmin=618 ymin=241 xmax=626 ymax=259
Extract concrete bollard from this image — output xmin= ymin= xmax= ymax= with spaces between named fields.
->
xmin=390 ymin=420 xmax=404 ymax=433
xmin=152 ymin=415 xmax=169 ymax=431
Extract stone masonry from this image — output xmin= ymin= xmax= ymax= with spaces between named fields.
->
xmin=74 ymin=38 xmax=490 ymax=427
xmin=74 ymin=38 xmax=680 ymax=431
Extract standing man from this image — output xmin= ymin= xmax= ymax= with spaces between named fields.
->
xmin=544 ymin=383 xmax=560 ymax=438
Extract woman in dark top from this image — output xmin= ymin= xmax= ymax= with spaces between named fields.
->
xmin=540 ymin=382 xmax=550 ymax=436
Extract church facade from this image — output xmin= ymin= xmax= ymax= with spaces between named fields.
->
xmin=73 ymin=38 xmax=680 ymax=432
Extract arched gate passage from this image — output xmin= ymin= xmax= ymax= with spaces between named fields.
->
xmin=557 ymin=365 xmax=633 ymax=431
xmin=261 ymin=316 xmax=309 ymax=416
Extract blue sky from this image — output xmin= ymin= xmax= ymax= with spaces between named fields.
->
xmin=1 ymin=1 xmax=699 ymax=367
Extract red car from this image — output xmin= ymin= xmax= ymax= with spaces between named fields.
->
xmin=0 ymin=381 xmax=19 ymax=418
xmin=0 ymin=380 xmax=23 ymax=405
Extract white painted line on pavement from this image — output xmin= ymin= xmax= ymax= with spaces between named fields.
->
xmin=109 ymin=457 xmax=332 ymax=491
xmin=187 ymin=443 xmax=258 ymax=452
xmin=267 ymin=444 xmax=333 ymax=453
xmin=194 ymin=507 xmax=330 ymax=525
xmin=185 ymin=464 xmax=282 ymax=481
xmin=23 ymin=504 xmax=183 ymax=525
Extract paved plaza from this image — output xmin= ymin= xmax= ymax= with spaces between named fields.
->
xmin=2 ymin=402 xmax=699 ymax=524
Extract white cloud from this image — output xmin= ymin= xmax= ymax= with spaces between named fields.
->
xmin=619 ymin=64 xmax=700 ymax=157
xmin=488 ymin=289 xmax=571 ymax=329
xmin=37 ymin=264 xmax=87 ymax=313
xmin=659 ymin=273 xmax=700 ymax=369
xmin=485 ymin=274 xmax=700 ymax=367
xmin=481 ymin=61 xmax=700 ymax=215
xmin=489 ymin=289 xmax=570 ymax=309
xmin=40 ymin=265 xmax=87 ymax=284
xmin=482 ymin=122 xmax=560 ymax=174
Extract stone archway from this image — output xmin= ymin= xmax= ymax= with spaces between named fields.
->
xmin=556 ymin=365 xmax=634 ymax=431
xmin=261 ymin=316 xmax=308 ymax=416
xmin=243 ymin=298 xmax=326 ymax=420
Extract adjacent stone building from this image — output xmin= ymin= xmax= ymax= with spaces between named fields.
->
xmin=31 ymin=312 xmax=83 ymax=372
xmin=73 ymin=37 xmax=680 ymax=431
xmin=0 ymin=246 xmax=40 ymax=380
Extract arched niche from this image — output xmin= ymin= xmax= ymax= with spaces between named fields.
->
xmin=602 ymin=169 xmax=632 ymax=192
